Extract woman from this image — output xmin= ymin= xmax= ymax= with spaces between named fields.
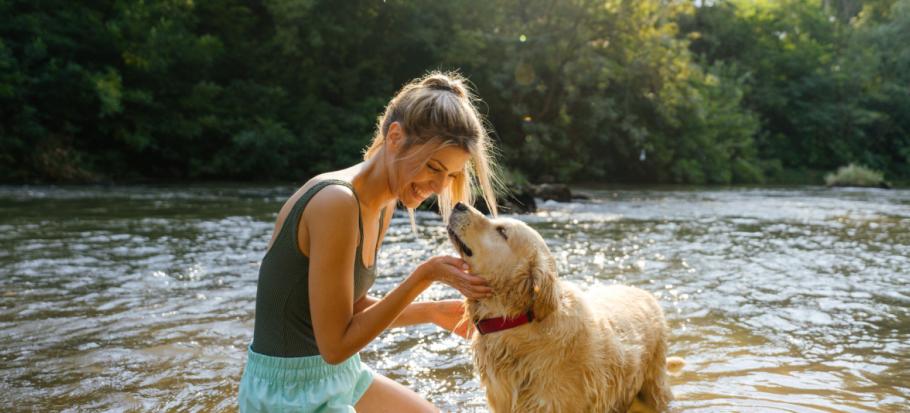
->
xmin=239 ymin=71 xmax=501 ymax=412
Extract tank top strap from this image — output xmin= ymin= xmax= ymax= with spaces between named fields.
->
xmin=373 ymin=206 xmax=388 ymax=259
xmin=276 ymin=179 xmax=365 ymax=251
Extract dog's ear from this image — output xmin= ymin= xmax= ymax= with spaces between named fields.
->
xmin=527 ymin=252 xmax=558 ymax=320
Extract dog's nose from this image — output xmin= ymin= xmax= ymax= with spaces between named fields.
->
xmin=453 ymin=202 xmax=468 ymax=212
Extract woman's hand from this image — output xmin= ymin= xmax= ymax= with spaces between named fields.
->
xmin=431 ymin=299 xmax=473 ymax=339
xmin=417 ymin=255 xmax=491 ymax=299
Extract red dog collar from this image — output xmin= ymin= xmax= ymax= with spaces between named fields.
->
xmin=474 ymin=310 xmax=535 ymax=335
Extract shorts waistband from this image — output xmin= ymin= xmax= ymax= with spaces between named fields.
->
xmin=243 ymin=346 xmax=362 ymax=382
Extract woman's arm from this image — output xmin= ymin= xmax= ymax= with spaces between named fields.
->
xmin=353 ymin=296 xmax=432 ymax=327
xmin=305 ymin=187 xmax=486 ymax=364
xmin=355 ymin=296 xmax=470 ymax=337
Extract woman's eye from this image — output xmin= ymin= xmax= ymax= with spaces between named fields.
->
xmin=496 ymin=226 xmax=508 ymax=240
xmin=427 ymin=164 xmax=442 ymax=173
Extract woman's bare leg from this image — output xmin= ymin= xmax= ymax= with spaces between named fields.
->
xmin=354 ymin=374 xmax=438 ymax=413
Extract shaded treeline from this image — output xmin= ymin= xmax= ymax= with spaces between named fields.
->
xmin=1 ymin=0 xmax=907 ymax=184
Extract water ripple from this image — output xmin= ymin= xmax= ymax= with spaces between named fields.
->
xmin=1 ymin=185 xmax=908 ymax=412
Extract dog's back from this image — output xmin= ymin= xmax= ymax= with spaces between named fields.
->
xmin=473 ymin=283 xmax=674 ymax=413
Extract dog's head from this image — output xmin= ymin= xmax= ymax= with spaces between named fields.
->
xmin=447 ymin=202 xmax=558 ymax=320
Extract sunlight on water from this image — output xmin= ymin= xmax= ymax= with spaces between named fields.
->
xmin=1 ymin=185 xmax=908 ymax=412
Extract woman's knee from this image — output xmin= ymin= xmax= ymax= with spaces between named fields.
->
xmin=355 ymin=374 xmax=438 ymax=413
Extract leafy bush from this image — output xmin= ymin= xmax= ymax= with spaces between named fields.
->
xmin=825 ymin=164 xmax=886 ymax=187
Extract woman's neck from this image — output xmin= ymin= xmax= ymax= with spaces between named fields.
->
xmin=351 ymin=152 xmax=397 ymax=212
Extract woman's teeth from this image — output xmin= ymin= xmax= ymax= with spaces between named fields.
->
xmin=412 ymin=184 xmax=427 ymax=199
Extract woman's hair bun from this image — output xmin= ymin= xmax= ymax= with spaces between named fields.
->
xmin=421 ymin=74 xmax=466 ymax=98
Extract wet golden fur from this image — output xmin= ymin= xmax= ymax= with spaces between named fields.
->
xmin=448 ymin=205 xmax=682 ymax=413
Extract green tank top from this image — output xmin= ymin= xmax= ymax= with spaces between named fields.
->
xmin=251 ymin=179 xmax=385 ymax=357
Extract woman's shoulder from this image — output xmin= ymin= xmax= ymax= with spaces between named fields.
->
xmin=297 ymin=169 xmax=354 ymax=197
xmin=302 ymin=184 xmax=360 ymax=246
xmin=299 ymin=175 xmax=355 ymax=204
xmin=298 ymin=175 xmax=358 ymax=222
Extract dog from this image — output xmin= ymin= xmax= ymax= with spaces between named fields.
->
xmin=447 ymin=202 xmax=684 ymax=412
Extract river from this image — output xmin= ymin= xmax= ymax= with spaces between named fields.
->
xmin=1 ymin=185 xmax=908 ymax=412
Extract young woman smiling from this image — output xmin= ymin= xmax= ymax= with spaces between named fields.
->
xmin=239 ymin=71 xmax=502 ymax=412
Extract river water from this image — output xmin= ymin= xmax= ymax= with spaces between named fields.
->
xmin=1 ymin=185 xmax=908 ymax=412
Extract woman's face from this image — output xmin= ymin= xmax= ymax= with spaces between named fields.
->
xmin=397 ymin=145 xmax=471 ymax=209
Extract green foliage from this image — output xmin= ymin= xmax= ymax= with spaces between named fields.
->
xmin=825 ymin=163 xmax=886 ymax=187
xmin=680 ymin=0 xmax=910 ymax=182
xmin=443 ymin=0 xmax=762 ymax=183
xmin=0 ymin=0 xmax=907 ymax=184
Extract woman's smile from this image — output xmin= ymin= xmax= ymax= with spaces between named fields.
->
xmin=397 ymin=146 xmax=471 ymax=207
xmin=410 ymin=182 xmax=431 ymax=202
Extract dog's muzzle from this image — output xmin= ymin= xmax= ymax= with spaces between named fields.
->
xmin=447 ymin=226 xmax=473 ymax=257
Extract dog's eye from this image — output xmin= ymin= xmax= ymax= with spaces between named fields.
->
xmin=496 ymin=226 xmax=508 ymax=240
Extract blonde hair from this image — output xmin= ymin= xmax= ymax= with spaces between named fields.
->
xmin=364 ymin=71 xmax=501 ymax=228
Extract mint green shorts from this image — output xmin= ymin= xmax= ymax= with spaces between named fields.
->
xmin=239 ymin=346 xmax=374 ymax=413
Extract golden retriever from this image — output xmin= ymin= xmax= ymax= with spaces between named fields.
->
xmin=447 ymin=203 xmax=684 ymax=413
